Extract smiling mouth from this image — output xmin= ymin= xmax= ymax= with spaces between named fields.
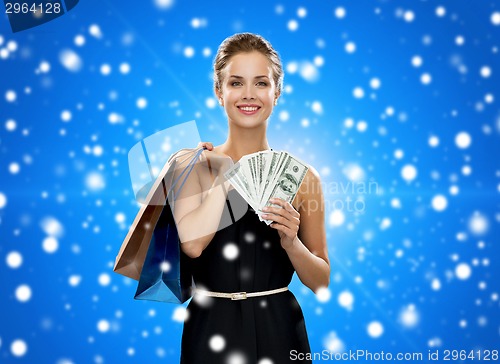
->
xmin=237 ymin=106 xmax=261 ymax=115
xmin=237 ymin=106 xmax=260 ymax=112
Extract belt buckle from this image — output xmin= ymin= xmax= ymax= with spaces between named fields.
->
xmin=231 ymin=292 xmax=247 ymax=300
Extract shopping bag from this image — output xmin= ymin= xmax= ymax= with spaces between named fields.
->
xmin=113 ymin=147 xmax=203 ymax=281
xmin=114 ymin=120 xmax=202 ymax=280
xmin=133 ymin=198 xmax=193 ymax=303
xmin=134 ymin=147 xmax=205 ymax=303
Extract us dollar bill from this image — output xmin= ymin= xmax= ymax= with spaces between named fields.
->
xmin=224 ymin=162 xmax=259 ymax=211
xmin=258 ymin=154 xmax=309 ymax=225
xmin=224 ymin=150 xmax=309 ymax=225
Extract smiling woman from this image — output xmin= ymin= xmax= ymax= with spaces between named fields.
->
xmin=175 ymin=32 xmax=330 ymax=364
xmin=216 ymin=51 xmax=279 ymax=130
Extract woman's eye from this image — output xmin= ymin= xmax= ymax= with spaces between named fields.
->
xmin=230 ymin=81 xmax=267 ymax=86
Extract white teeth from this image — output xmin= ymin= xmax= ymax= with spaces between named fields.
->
xmin=240 ymin=107 xmax=258 ymax=112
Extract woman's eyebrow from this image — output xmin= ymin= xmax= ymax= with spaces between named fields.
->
xmin=229 ymin=75 xmax=270 ymax=79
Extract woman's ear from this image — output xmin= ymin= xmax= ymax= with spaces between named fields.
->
xmin=214 ymin=88 xmax=223 ymax=105
xmin=274 ymin=91 xmax=281 ymax=105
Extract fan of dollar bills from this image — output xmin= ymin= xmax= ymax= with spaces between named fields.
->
xmin=224 ymin=150 xmax=309 ymax=225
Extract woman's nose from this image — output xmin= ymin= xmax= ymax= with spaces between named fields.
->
xmin=241 ymin=84 xmax=256 ymax=99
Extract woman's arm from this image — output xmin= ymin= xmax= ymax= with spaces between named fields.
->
xmin=262 ymin=166 xmax=330 ymax=293
xmin=173 ymin=152 xmax=233 ymax=259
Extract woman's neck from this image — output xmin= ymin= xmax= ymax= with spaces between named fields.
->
xmin=216 ymin=124 xmax=271 ymax=162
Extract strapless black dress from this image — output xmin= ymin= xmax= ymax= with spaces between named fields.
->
xmin=180 ymin=188 xmax=312 ymax=363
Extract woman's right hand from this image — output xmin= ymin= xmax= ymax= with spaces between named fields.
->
xmin=197 ymin=142 xmax=233 ymax=175
xmin=197 ymin=142 xmax=214 ymax=151
xmin=196 ymin=142 xmax=234 ymax=191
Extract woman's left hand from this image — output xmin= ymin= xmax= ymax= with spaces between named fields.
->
xmin=260 ymin=197 xmax=300 ymax=251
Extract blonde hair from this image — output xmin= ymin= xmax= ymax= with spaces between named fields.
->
xmin=213 ymin=32 xmax=284 ymax=96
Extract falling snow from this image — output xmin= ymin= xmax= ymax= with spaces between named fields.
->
xmin=1 ymin=1 xmax=498 ymax=363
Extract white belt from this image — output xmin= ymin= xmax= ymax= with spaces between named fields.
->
xmin=194 ymin=286 xmax=289 ymax=301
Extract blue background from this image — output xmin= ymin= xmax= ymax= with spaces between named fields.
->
xmin=1 ymin=0 xmax=499 ymax=363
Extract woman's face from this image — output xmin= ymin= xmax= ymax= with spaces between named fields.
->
xmin=216 ymin=51 xmax=279 ymax=129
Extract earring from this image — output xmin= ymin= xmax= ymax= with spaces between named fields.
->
xmin=274 ymin=99 xmax=278 ymax=106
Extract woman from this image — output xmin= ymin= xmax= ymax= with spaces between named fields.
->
xmin=173 ymin=32 xmax=330 ymax=364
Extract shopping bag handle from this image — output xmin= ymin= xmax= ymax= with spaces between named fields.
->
xmin=168 ymin=147 xmax=205 ymax=202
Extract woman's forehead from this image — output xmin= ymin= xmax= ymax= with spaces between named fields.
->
xmin=225 ymin=52 xmax=272 ymax=75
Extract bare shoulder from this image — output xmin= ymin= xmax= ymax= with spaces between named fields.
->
xmin=295 ymin=163 xmax=329 ymax=267
xmin=294 ymin=164 xmax=323 ymax=211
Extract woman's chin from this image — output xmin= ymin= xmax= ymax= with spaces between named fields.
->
xmin=229 ymin=117 xmax=269 ymax=129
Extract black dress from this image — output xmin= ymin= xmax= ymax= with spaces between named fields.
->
xmin=180 ymin=188 xmax=312 ymax=364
